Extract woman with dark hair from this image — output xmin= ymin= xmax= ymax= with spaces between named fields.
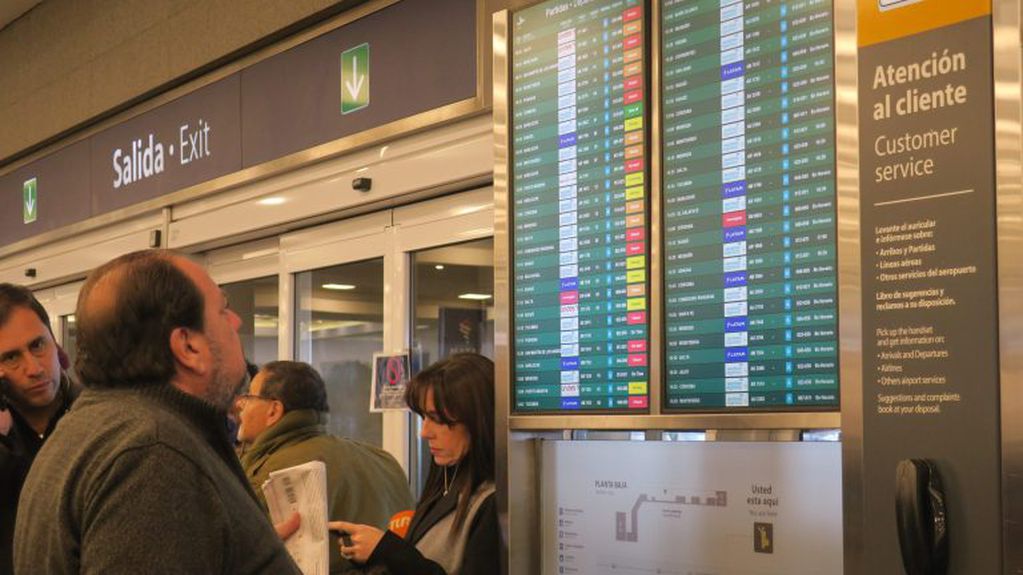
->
xmin=329 ymin=352 xmax=498 ymax=574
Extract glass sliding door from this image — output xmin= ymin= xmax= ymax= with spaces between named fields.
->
xmin=222 ymin=275 xmax=280 ymax=367
xmin=295 ymin=259 xmax=385 ymax=445
xmin=393 ymin=189 xmax=494 ymax=497
xmin=411 ymin=238 xmax=495 ymax=365
xmin=282 ymin=211 xmax=396 ymax=454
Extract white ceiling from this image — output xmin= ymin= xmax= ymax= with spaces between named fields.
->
xmin=0 ymin=0 xmax=42 ymax=31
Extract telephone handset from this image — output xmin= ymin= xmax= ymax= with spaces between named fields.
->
xmin=895 ymin=458 xmax=949 ymax=575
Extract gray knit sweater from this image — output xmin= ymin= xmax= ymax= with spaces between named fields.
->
xmin=13 ymin=384 xmax=300 ymax=575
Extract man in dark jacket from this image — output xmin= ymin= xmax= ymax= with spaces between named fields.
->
xmin=14 ymin=250 xmax=300 ymax=574
xmin=0 ymin=284 xmax=77 ymax=575
xmin=238 ymin=360 xmax=414 ymax=573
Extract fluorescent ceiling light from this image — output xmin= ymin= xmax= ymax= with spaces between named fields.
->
xmin=241 ymin=247 xmax=277 ymax=260
xmin=257 ymin=197 xmax=286 ymax=206
xmin=322 ymin=283 xmax=356 ymax=290
xmin=458 ymin=293 xmax=492 ymax=301
xmin=311 ymin=319 xmax=366 ymax=332
xmin=434 ymin=264 xmax=445 ymax=270
xmin=253 ymin=315 xmax=279 ymax=329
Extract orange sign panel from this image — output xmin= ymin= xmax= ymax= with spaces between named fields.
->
xmin=858 ymin=0 xmax=990 ymax=47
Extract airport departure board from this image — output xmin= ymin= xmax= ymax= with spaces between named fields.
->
xmin=661 ymin=0 xmax=839 ymax=410
xmin=512 ymin=0 xmax=650 ymax=412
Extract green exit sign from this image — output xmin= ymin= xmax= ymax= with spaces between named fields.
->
xmin=23 ymin=177 xmax=37 ymax=224
xmin=341 ymin=43 xmax=370 ymax=114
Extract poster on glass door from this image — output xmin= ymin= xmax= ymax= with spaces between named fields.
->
xmin=370 ymin=352 xmax=411 ymax=412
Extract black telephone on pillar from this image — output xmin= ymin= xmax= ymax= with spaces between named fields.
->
xmin=895 ymin=458 xmax=949 ymax=575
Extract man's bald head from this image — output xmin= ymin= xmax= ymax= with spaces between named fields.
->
xmin=76 ymin=250 xmax=205 ymax=389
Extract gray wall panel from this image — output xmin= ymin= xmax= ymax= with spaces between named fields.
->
xmin=0 ymin=0 xmax=356 ymax=162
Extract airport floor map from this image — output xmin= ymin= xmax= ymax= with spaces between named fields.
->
xmin=541 ymin=440 xmax=842 ymax=574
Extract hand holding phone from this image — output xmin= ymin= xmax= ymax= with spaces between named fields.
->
xmin=329 ymin=527 xmax=354 ymax=560
xmin=327 ymin=521 xmax=385 ymax=564
xmin=328 ymin=526 xmax=353 ymax=547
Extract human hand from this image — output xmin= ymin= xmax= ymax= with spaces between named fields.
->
xmin=275 ymin=512 xmax=301 ymax=540
xmin=328 ymin=520 xmax=385 ymax=564
xmin=0 ymin=409 xmax=11 ymax=437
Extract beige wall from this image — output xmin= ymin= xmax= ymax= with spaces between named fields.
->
xmin=0 ymin=0 xmax=358 ymax=163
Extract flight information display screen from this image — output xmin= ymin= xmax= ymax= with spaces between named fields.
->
xmin=511 ymin=0 xmax=650 ymax=413
xmin=661 ymin=0 xmax=839 ymax=410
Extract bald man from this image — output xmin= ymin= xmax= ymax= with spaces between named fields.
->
xmin=14 ymin=250 xmax=300 ymax=574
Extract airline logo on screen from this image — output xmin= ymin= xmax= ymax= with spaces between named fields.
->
xmin=878 ymin=0 xmax=924 ymax=11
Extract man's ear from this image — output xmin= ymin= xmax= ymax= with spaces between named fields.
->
xmin=266 ymin=400 xmax=286 ymax=427
xmin=168 ymin=326 xmax=208 ymax=374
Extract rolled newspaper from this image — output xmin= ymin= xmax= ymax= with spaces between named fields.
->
xmin=262 ymin=460 xmax=329 ymax=575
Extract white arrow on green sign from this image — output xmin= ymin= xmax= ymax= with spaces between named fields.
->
xmin=341 ymin=43 xmax=370 ymax=115
xmin=23 ymin=177 xmax=37 ymax=224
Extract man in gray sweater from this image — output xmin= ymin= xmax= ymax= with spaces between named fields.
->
xmin=14 ymin=250 xmax=301 ymax=574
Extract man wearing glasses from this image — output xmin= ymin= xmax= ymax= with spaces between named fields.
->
xmin=0 ymin=284 xmax=77 ymax=575
xmin=237 ymin=361 xmax=413 ymax=573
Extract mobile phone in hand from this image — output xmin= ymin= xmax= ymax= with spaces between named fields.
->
xmin=328 ymin=526 xmax=353 ymax=546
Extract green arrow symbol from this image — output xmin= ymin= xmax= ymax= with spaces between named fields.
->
xmin=341 ymin=43 xmax=369 ymax=115
xmin=23 ymin=177 xmax=37 ymax=224
xmin=345 ymin=54 xmax=365 ymax=100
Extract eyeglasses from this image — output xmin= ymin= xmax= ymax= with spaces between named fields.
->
xmin=234 ymin=393 xmax=277 ymax=409
xmin=0 ymin=336 xmax=52 ymax=372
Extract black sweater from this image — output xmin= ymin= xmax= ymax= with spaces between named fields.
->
xmin=0 ymin=375 xmax=77 ymax=575
xmin=365 ymin=483 xmax=499 ymax=575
